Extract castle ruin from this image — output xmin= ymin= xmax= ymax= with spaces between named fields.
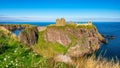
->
xmin=56 ymin=18 xmax=66 ymax=26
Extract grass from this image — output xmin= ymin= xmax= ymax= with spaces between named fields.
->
xmin=0 ymin=29 xmax=42 ymax=67
xmin=32 ymin=31 xmax=67 ymax=58
xmin=75 ymin=55 xmax=120 ymax=68
xmin=0 ymin=29 xmax=75 ymax=68
xmin=48 ymin=23 xmax=95 ymax=30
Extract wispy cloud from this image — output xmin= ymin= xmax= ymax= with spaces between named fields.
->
xmin=0 ymin=15 xmax=120 ymax=22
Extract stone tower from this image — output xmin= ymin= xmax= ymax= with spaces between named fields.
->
xmin=56 ymin=19 xmax=61 ymax=26
xmin=61 ymin=18 xmax=66 ymax=26
xmin=56 ymin=18 xmax=66 ymax=26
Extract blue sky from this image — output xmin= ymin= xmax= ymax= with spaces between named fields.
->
xmin=0 ymin=0 xmax=120 ymax=22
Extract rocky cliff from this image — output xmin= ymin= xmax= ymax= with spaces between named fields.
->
xmin=0 ymin=24 xmax=106 ymax=65
xmin=0 ymin=24 xmax=39 ymax=46
xmin=0 ymin=24 xmax=31 ymax=31
xmin=18 ymin=26 xmax=38 ymax=46
xmin=44 ymin=24 xmax=104 ymax=57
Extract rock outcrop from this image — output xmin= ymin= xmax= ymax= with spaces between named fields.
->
xmin=37 ymin=26 xmax=46 ymax=32
xmin=0 ymin=24 xmax=32 ymax=31
xmin=66 ymin=28 xmax=101 ymax=57
xmin=18 ymin=26 xmax=38 ymax=46
xmin=44 ymin=25 xmax=105 ymax=57
xmin=0 ymin=26 xmax=17 ymax=39
xmin=44 ymin=27 xmax=71 ymax=46
xmin=0 ymin=24 xmax=24 ymax=31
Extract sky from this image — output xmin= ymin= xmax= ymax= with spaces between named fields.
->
xmin=0 ymin=0 xmax=120 ymax=22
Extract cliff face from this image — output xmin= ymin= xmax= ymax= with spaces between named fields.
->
xmin=0 ymin=24 xmax=32 ymax=31
xmin=44 ymin=27 xmax=71 ymax=46
xmin=0 ymin=24 xmax=104 ymax=58
xmin=0 ymin=26 xmax=17 ymax=39
xmin=18 ymin=26 xmax=38 ymax=46
xmin=0 ymin=24 xmax=39 ymax=46
xmin=44 ymin=25 xmax=104 ymax=57
xmin=66 ymin=28 xmax=101 ymax=57
xmin=0 ymin=25 xmax=24 ymax=31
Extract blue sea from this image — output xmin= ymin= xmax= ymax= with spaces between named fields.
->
xmin=0 ymin=22 xmax=120 ymax=60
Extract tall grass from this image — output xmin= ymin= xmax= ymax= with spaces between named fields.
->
xmin=74 ymin=55 xmax=120 ymax=68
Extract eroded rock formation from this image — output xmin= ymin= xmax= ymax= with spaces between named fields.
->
xmin=18 ymin=26 xmax=38 ymax=46
xmin=44 ymin=27 xmax=71 ymax=46
xmin=44 ymin=25 xmax=105 ymax=57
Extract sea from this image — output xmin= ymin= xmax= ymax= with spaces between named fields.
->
xmin=0 ymin=22 xmax=120 ymax=60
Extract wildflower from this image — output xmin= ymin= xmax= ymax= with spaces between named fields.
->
xmin=16 ymin=64 xmax=18 ymax=66
xmin=35 ymin=53 xmax=38 ymax=56
xmin=4 ymin=58 xmax=6 ymax=61
xmin=7 ymin=56 xmax=10 ymax=58
xmin=6 ymin=65 xmax=8 ymax=67
xmin=14 ymin=50 xmax=17 ymax=53
xmin=11 ymin=61 xmax=13 ymax=63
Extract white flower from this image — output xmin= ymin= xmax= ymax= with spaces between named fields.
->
xmin=11 ymin=61 xmax=13 ymax=63
xmin=35 ymin=53 xmax=37 ymax=55
xmin=4 ymin=58 xmax=6 ymax=61
xmin=7 ymin=56 xmax=10 ymax=58
xmin=16 ymin=64 xmax=18 ymax=66
xmin=6 ymin=65 xmax=8 ymax=67
xmin=14 ymin=50 xmax=17 ymax=53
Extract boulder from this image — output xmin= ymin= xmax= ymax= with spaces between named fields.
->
xmin=18 ymin=26 xmax=38 ymax=46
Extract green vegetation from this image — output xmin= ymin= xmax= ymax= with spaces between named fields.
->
xmin=48 ymin=23 xmax=95 ymax=30
xmin=32 ymin=31 xmax=67 ymax=58
xmin=65 ymin=24 xmax=77 ymax=29
xmin=69 ymin=34 xmax=77 ymax=47
xmin=77 ymin=25 xmax=95 ymax=29
xmin=0 ymin=30 xmax=42 ymax=67
xmin=0 ymin=29 xmax=75 ymax=68
xmin=81 ymin=36 xmax=86 ymax=44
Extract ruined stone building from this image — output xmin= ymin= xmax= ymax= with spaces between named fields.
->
xmin=56 ymin=18 xmax=66 ymax=26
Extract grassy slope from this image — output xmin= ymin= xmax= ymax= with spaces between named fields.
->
xmin=0 ymin=28 xmax=75 ymax=68
xmin=32 ymin=31 xmax=67 ymax=58
xmin=0 ymin=30 xmax=43 ymax=68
